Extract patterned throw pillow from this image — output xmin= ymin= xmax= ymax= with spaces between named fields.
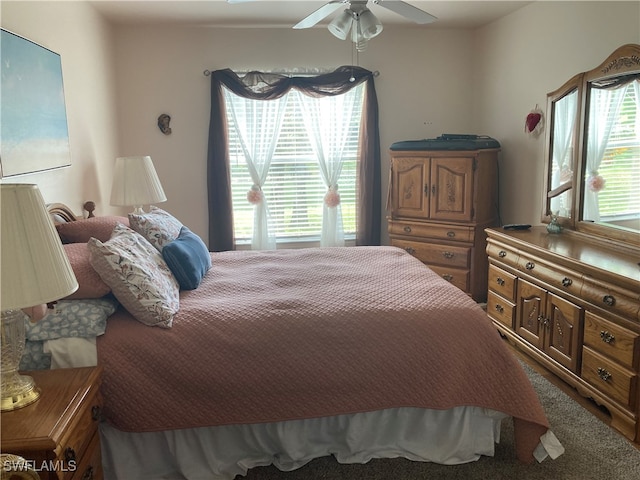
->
xmin=63 ymin=243 xmax=111 ymax=299
xmin=128 ymin=206 xmax=182 ymax=252
xmin=24 ymin=297 xmax=118 ymax=341
xmin=56 ymin=216 xmax=130 ymax=243
xmin=87 ymin=223 xmax=179 ymax=328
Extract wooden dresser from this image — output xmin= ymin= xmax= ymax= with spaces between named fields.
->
xmin=485 ymin=227 xmax=640 ymax=442
xmin=388 ymin=148 xmax=500 ymax=302
xmin=1 ymin=367 xmax=104 ymax=480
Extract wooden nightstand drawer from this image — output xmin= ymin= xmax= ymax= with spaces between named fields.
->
xmin=488 ymin=264 xmax=517 ymax=301
xmin=1 ymin=367 xmax=103 ymax=480
xmin=391 ymin=239 xmax=471 ymax=268
xmin=487 ymin=290 xmax=515 ymax=328
xmin=584 ymin=311 xmax=639 ymax=369
xmin=70 ymin=430 xmax=102 ymax=480
xmin=582 ymin=347 xmax=637 ymax=409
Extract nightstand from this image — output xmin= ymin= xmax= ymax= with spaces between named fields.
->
xmin=1 ymin=367 xmax=103 ymax=480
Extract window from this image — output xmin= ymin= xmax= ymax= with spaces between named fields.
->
xmin=225 ymin=84 xmax=365 ymax=247
xmin=594 ymin=81 xmax=640 ymax=224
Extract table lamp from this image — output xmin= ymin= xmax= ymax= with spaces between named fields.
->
xmin=110 ymin=156 xmax=167 ymax=214
xmin=1 ymin=184 xmax=78 ymax=411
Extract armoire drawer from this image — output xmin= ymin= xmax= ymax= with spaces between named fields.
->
xmin=583 ymin=311 xmax=639 ymax=370
xmin=428 ymin=265 xmax=470 ymax=292
xmin=488 ymin=263 xmax=517 ymax=302
xmin=582 ymin=347 xmax=637 ymax=409
xmin=391 ymin=239 xmax=471 ymax=268
xmin=388 ymin=221 xmax=474 ymax=243
xmin=487 ymin=290 xmax=515 ymax=329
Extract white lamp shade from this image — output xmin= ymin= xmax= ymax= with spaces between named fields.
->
xmin=328 ymin=10 xmax=353 ymax=40
xmin=359 ymin=9 xmax=383 ymax=39
xmin=1 ymin=184 xmax=78 ymax=310
xmin=110 ymin=156 xmax=167 ymax=208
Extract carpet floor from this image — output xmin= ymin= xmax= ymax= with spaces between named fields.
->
xmin=241 ymin=360 xmax=640 ymax=479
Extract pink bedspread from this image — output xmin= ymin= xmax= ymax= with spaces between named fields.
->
xmin=97 ymin=246 xmax=549 ymax=463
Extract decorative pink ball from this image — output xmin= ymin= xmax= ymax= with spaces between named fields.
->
xmin=247 ymin=187 xmax=263 ymax=205
xmin=324 ymin=189 xmax=341 ymax=208
xmin=587 ymin=174 xmax=606 ymax=193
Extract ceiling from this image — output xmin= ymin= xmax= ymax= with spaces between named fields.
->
xmin=89 ymin=1 xmax=533 ymax=29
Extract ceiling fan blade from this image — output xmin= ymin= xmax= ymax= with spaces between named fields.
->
xmin=293 ymin=1 xmax=346 ymax=29
xmin=373 ymin=0 xmax=438 ymax=24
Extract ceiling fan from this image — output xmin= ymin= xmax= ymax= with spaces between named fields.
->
xmin=227 ymin=1 xmax=437 ymax=51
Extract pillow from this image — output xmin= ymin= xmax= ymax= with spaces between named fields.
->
xmin=56 ymin=216 xmax=130 ymax=243
xmin=24 ymin=297 xmax=118 ymax=341
xmin=88 ymin=223 xmax=179 ymax=328
xmin=63 ymin=243 xmax=111 ymax=299
xmin=128 ymin=206 xmax=182 ymax=252
xmin=162 ymin=227 xmax=211 ymax=290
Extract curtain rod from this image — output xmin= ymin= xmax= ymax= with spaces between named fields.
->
xmin=203 ymin=69 xmax=379 ymax=77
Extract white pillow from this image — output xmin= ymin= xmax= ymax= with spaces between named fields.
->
xmin=87 ymin=223 xmax=179 ymax=328
xmin=128 ymin=206 xmax=183 ymax=252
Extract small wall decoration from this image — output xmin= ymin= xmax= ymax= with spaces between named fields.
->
xmin=0 ymin=29 xmax=72 ymax=177
xmin=524 ymin=104 xmax=544 ymax=137
xmin=158 ymin=114 xmax=172 ymax=135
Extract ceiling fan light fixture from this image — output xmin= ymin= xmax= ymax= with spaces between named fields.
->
xmin=358 ymin=8 xmax=383 ymax=39
xmin=328 ymin=9 xmax=354 ymax=40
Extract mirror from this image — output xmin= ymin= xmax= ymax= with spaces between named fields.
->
xmin=543 ymin=73 xmax=583 ymax=221
xmin=543 ymin=44 xmax=640 ymax=247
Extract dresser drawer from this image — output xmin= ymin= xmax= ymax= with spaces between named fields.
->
xmin=388 ymin=220 xmax=474 ymax=243
xmin=486 ymin=240 xmax=519 ymax=268
xmin=391 ymin=239 xmax=471 ymax=268
xmin=581 ymin=276 xmax=640 ymax=322
xmin=487 ymin=290 xmax=515 ymax=328
xmin=516 ymin=254 xmax=583 ymax=297
xmin=488 ymin=264 xmax=517 ymax=301
xmin=428 ymin=265 xmax=470 ymax=292
xmin=582 ymin=347 xmax=637 ymax=408
xmin=583 ymin=311 xmax=639 ymax=370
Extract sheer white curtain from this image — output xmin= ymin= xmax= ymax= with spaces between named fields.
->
xmin=550 ymin=91 xmax=578 ymax=216
xmin=583 ymin=85 xmax=627 ymax=221
xmin=296 ymin=84 xmax=363 ymax=247
xmin=225 ymin=89 xmax=288 ymax=250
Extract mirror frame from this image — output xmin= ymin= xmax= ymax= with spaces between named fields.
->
xmin=542 ymin=44 xmax=640 ymax=247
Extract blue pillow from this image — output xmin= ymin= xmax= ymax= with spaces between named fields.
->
xmin=162 ymin=227 xmax=211 ymax=290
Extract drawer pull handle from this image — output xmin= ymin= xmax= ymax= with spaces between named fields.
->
xmin=525 ymin=261 xmax=535 ymax=270
xmin=91 ymin=404 xmax=101 ymax=421
xmin=561 ymin=277 xmax=573 ymax=287
xmin=442 ymin=251 xmax=454 ymax=259
xmin=442 ymin=274 xmax=453 ymax=282
xmin=496 ymin=277 xmax=505 ymax=286
xmin=431 ymin=185 xmax=436 ymax=195
xmin=495 ymin=304 xmax=504 ymax=313
xmin=602 ymin=295 xmax=616 ymax=307
xmin=82 ymin=466 xmax=95 ymax=480
xmin=404 ymin=247 xmax=416 ymax=255
xmin=597 ymin=367 xmax=612 ymax=382
xmin=600 ymin=330 xmax=615 ymax=344
xmin=447 ymin=231 xmax=456 ymax=238
xmin=403 ymin=225 xmax=412 ymax=233
xmin=498 ymin=250 xmax=507 ymax=258
xmin=64 ymin=447 xmax=76 ymax=463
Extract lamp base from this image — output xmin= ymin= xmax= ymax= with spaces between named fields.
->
xmin=1 ymin=309 xmax=41 ymax=411
xmin=1 ymin=372 xmax=40 ymax=411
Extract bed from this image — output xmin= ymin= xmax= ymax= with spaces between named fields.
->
xmin=31 ymin=202 xmax=564 ymax=479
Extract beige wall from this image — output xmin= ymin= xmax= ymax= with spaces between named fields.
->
xmin=1 ymin=0 xmax=119 ymax=215
xmin=474 ymin=1 xmax=640 ymax=227
xmin=2 ymin=1 xmax=639 ymax=244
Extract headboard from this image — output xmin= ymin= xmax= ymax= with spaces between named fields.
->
xmin=47 ymin=201 xmax=95 ymax=224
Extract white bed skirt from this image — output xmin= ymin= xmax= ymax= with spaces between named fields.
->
xmin=100 ymin=406 xmax=508 ymax=480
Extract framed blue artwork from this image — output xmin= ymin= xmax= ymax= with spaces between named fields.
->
xmin=1 ymin=29 xmax=71 ymax=177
